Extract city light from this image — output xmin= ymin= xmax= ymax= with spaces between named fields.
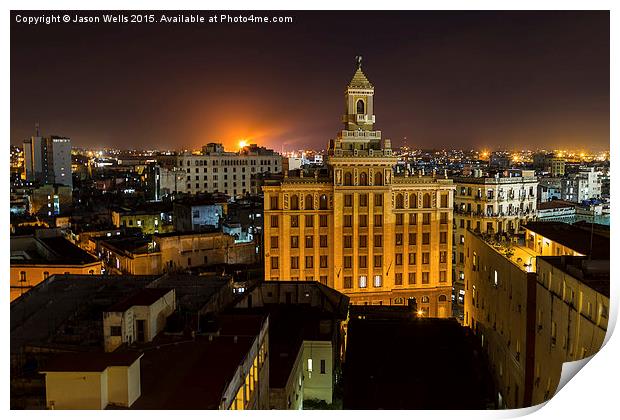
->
xmin=238 ymin=139 xmax=249 ymax=149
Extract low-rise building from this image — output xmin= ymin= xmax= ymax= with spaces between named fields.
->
xmin=172 ymin=197 xmax=226 ymax=232
xmin=111 ymin=204 xmax=173 ymax=235
xmin=536 ymin=200 xmax=576 ymax=222
xmin=10 ymin=230 xmax=102 ymax=301
xmin=98 ymin=231 xmax=258 ymax=275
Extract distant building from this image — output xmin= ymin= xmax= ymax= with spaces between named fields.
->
xmin=538 ymin=177 xmax=562 ymax=202
xmin=463 ymin=222 xmax=609 ymax=408
xmin=23 ymin=131 xmax=73 ymax=188
xmin=533 ymin=153 xmax=565 ymax=176
xmin=158 ymin=143 xmax=282 ymax=198
xmin=10 ymin=229 xmax=102 ymax=301
xmin=489 ymin=151 xmax=512 ymax=170
xmin=453 ymin=172 xmax=538 ymax=301
xmin=28 ymin=184 xmax=73 ymax=216
xmin=98 ymin=231 xmax=258 ymax=275
xmin=111 ymin=204 xmax=173 ymax=235
xmin=536 ymin=200 xmax=576 ymax=222
xmin=172 ymin=197 xmax=226 ymax=232
xmin=561 ymin=167 xmax=602 ymax=203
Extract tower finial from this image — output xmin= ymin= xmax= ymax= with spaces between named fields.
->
xmin=355 ymin=55 xmax=362 ymax=69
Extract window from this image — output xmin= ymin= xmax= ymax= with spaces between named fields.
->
xmin=320 ymin=215 xmax=328 ymax=227
xmin=396 ymin=253 xmax=403 ymax=265
xmin=344 ymin=276 xmax=353 ymax=288
xmin=359 ymin=194 xmax=368 ymax=207
xmin=344 ymin=256 xmax=352 ymax=269
xmin=359 ymin=235 xmax=367 ymax=248
xmin=422 ymin=233 xmax=430 ymax=245
xmin=359 ymin=255 xmax=367 ymax=268
xmin=396 ymin=213 xmax=404 ymax=225
xmin=43 ymin=271 xmax=50 ymax=279
xmin=344 ymin=215 xmax=353 ymax=227
xmin=422 ymin=272 xmax=430 ymax=284
xmin=374 ymin=193 xmax=383 ymax=207
xmin=305 ymin=215 xmax=314 ymax=227
xmin=291 ymin=215 xmax=299 ymax=227
xmin=356 ymin=99 xmax=365 ymax=114
xmin=439 ymin=294 xmax=448 ymax=302
xmin=290 ymin=256 xmax=299 ymax=269
xmin=359 ymin=276 xmax=368 ymax=288
xmin=374 ymin=234 xmax=383 ymax=247
xmin=320 ymin=235 xmax=328 ymax=248
xmin=305 ymin=195 xmax=314 ymax=210
xmin=290 ymin=195 xmax=299 ymax=210
xmin=395 ymin=233 xmax=403 ymax=246
xmin=440 ymin=251 xmax=448 ymax=263
xmin=305 ymin=256 xmax=314 ymax=268
xmin=440 ymin=212 xmax=448 ymax=224
xmin=408 ymin=272 xmax=416 ymax=285
xmin=395 ymin=273 xmax=403 ymax=285
xmin=320 ymin=255 xmax=328 ymax=268
xmin=319 ymin=194 xmax=328 ymax=210
xmin=409 ymin=213 xmax=417 ymax=225
xmin=439 ymin=271 xmax=447 ymax=283
xmin=305 ymin=236 xmax=314 ymax=248
xmin=270 ymin=196 xmax=279 ymax=210
xmin=423 ymin=213 xmax=431 ymax=225
xmin=344 ymin=172 xmax=352 ymax=186
xmin=110 ymin=326 xmax=122 ymax=336
xmin=422 ymin=252 xmax=430 ymax=264
xmin=19 ymin=271 xmax=26 ymax=282
xmin=320 ymin=359 xmax=326 ymax=374
xmin=440 ymin=232 xmax=447 ymax=244
xmin=271 ymin=257 xmax=279 ymax=269
xmin=359 ymin=172 xmax=368 ymax=186
xmin=271 ymin=236 xmax=279 ymax=249
xmin=373 ymin=255 xmax=382 ymax=267
xmin=421 ymin=296 xmax=430 ymax=303
xmin=374 ymin=214 xmax=383 ymax=227
xmin=344 ymin=194 xmax=353 ymax=207
xmin=291 ymin=236 xmax=299 ymax=248
xmin=359 ymin=215 xmax=367 ymax=227
xmin=395 ymin=194 xmax=404 ymax=209
xmin=423 ymin=193 xmax=431 ymax=208
xmin=373 ymin=275 xmax=382 ymax=288
xmin=409 ymin=253 xmax=417 ymax=265
xmin=409 ymin=193 xmax=417 ymax=209
xmin=270 ymin=215 xmax=279 ymax=228
xmin=344 ymin=235 xmax=352 ymax=248
xmin=440 ymin=194 xmax=448 ymax=208
xmin=409 ymin=232 xmax=417 ymax=245
xmin=374 ymin=172 xmax=383 ymax=186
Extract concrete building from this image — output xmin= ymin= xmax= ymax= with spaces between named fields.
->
xmin=172 ymin=198 xmax=226 ymax=232
xmin=463 ymin=222 xmax=609 ymax=408
xmin=10 ymin=230 xmax=102 ymax=301
xmin=103 ymin=288 xmax=176 ymax=352
xmin=111 ymin=204 xmax=173 ymax=235
xmin=263 ymin=59 xmax=455 ymax=314
xmin=536 ymin=200 xmax=576 ymax=222
xmin=533 ymin=153 xmax=565 ymax=176
xmin=23 ymin=132 xmax=73 ymax=188
xmin=452 ymin=173 xmax=538 ymax=302
xmin=158 ymin=143 xmax=282 ymax=198
xmin=40 ymin=352 xmax=143 ymax=409
xmin=538 ymin=177 xmax=562 ymax=202
xmin=28 ymin=184 xmax=73 ymax=216
xmin=561 ymin=167 xmax=602 ymax=203
xmin=98 ymin=231 xmax=259 ymax=275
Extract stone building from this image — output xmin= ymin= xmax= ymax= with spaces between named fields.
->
xmin=263 ymin=59 xmax=454 ymax=316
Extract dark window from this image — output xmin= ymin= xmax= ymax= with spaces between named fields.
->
xmin=356 ymin=99 xmax=365 ymax=114
xmin=110 ymin=326 xmax=122 ymax=336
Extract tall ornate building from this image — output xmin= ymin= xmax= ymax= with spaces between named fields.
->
xmin=263 ymin=58 xmax=454 ymax=317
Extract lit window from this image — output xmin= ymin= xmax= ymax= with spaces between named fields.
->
xmin=359 ymin=275 xmax=367 ymax=288
xmin=373 ymin=275 xmax=382 ymax=287
xmin=307 ymin=358 xmax=313 ymax=372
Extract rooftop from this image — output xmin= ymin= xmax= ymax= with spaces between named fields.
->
xmin=538 ymin=200 xmax=576 ymax=210
xmin=106 ymin=288 xmax=173 ymax=312
xmin=524 ymin=221 xmax=610 ymax=259
xmin=40 ymin=351 xmax=142 ymax=373
xmin=10 ymin=235 xmax=100 ymax=266
xmin=539 ymin=256 xmax=610 ymax=297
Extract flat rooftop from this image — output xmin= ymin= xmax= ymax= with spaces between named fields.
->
xmin=539 ymin=256 xmax=610 ymax=297
xmin=524 ymin=221 xmax=610 ymax=259
xmin=11 ymin=274 xmax=158 ymax=353
xmin=130 ymin=314 xmax=266 ymax=409
xmin=10 ymin=235 xmax=100 ymax=266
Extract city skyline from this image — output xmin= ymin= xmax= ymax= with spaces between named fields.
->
xmin=11 ymin=11 xmax=609 ymax=152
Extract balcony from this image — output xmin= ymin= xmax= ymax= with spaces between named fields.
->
xmin=355 ymin=114 xmax=375 ymax=124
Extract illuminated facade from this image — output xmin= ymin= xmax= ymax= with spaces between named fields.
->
xmin=263 ymin=59 xmax=454 ymax=316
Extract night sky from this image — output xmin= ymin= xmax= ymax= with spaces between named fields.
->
xmin=10 ymin=11 xmax=609 ymax=152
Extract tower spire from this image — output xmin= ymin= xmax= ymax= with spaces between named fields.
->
xmin=355 ymin=55 xmax=362 ymax=70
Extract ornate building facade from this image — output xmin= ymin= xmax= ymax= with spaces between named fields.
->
xmin=263 ymin=59 xmax=454 ymax=316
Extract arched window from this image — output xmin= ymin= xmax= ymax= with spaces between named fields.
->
xmin=409 ymin=193 xmax=417 ymax=209
xmin=290 ymin=195 xmax=299 ymax=210
xmin=356 ymin=99 xmax=365 ymax=114
xmin=319 ymin=194 xmax=328 ymax=210
xmin=305 ymin=194 xmax=314 ymax=210
xmin=344 ymin=172 xmax=353 ymax=186
xmin=395 ymin=193 xmax=404 ymax=209
xmin=423 ymin=193 xmax=431 ymax=208
xmin=421 ymin=296 xmax=430 ymax=303
xmin=374 ymin=171 xmax=383 ymax=186
xmin=359 ymin=172 xmax=368 ymax=186
xmin=438 ymin=295 xmax=447 ymax=302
